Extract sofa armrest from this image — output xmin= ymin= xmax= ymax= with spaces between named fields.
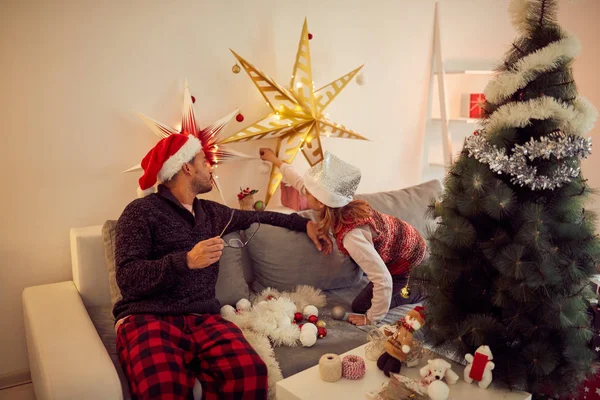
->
xmin=23 ymin=281 xmax=123 ymax=400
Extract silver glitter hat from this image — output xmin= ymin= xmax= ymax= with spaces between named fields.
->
xmin=303 ymin=152 xmax=361 ymax=208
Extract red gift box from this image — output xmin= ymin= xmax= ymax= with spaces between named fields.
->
xmin=281 ymin=184 xmax=309 ymax=211
xmin=470 ymin=93 xmax=486 ymax=119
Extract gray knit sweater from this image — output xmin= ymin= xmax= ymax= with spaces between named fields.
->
xmin=113 ymin=185 xmax=309 ymax=321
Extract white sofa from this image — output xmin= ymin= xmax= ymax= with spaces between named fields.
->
xmin=22 ymin=226 xmax=204 ymax=400
xmin=23 ymin=226 xmax=124 ymax=400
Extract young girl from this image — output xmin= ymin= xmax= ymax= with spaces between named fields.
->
xmin=260 ymin=149 xmax=426 ymax=326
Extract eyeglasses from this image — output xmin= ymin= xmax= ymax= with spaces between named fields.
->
xmin=219 ymin=210 xmax=260 ymax=248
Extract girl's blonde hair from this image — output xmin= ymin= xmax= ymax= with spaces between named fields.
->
xmin=317 ymin=200 xmax=372 ymax=236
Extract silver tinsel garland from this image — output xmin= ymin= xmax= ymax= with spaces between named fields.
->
xmin=464 ymin=131 xmax=592 ymax=190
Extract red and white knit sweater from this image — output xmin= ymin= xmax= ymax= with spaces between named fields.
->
xmin=335 ymin=207 xmax=426 ymax=276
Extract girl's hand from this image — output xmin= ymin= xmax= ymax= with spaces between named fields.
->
xmin=260 ymin=148 xmax=277 ymax=163
xmin=320 ymin=234 xmax=333 ymax=255
xmin=348 ymin=313 xmax=370 ymax=326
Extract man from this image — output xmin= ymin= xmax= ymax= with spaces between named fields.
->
xmin=114 ymin=134 xmax=327 ymax=400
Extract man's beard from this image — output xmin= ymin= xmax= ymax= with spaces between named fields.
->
xmin=191 ymin=174 xmax=213 ymax=195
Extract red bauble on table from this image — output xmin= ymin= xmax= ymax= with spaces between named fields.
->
xmin=308 ymin=33 xmax=313 ymax=40
xmin=294 ymin=312 xmax=303 ymax=323
xmin=191 ymin=95 xmax=196 ymax=104
xmin=317 ymin=327 xmax=327 ymax=338
xmin=236 ymin=113 xmax=244 ymax=122
xmin=308 ymin=315 xmax=318 ymax=324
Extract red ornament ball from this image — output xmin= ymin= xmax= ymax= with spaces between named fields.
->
xmin=317 ymin=327 xmax=327 ymax=338
xmin=308 ymin=315 xmax=318 ymax=324
xmin=298 ymin=323 xmax=304 ymax=330
xmin=236 ymin=113 xmax=244 ymax=122
xmin=294 ymin=312 xmax=303 ymax=323
xmin=308 ymin=33 xmax=313 ymax=40
xmin=191 ymin=95 xmax=196 ymax=104
xmin=267 ymin=295 xmax=275 ymax=301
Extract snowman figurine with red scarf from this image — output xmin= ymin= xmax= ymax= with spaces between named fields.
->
xmin=463 ymin=345 xmax=494 ymax=389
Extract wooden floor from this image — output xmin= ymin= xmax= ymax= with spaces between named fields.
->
xmin=0 ymin=384 xmax=35 ymax=400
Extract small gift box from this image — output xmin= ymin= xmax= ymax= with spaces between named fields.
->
xmin=281 ymin=184 xmax=309 ymax=211
xmin=469 ymin=93 xmax=486 ymax=118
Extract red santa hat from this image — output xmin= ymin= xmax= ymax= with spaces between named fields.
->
xmin=137 ymin=134 xmax=202 ymax=197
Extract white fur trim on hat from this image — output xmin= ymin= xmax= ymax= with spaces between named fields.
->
xmin=157 ymin=136 xmax=202 ymax=183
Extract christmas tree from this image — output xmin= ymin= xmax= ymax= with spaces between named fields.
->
xmin=413 ymin=0 xmax=599 ymax=397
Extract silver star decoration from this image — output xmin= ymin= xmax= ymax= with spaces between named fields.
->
xmin=596 ymin=388 xmax=600 ymax=395
xmin=595 ymin=346 xmax=600 ymax=352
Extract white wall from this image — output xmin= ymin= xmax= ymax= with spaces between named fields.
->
xmin=0 ymin=0 xmax=598 ymax=380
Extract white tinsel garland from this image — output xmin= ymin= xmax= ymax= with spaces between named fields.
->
xmin=484 ymin=96 xmax=597 ymax=138
xmin=485 ymin=36 xmax=581 ymax=105
xmin=464 ymin=131 xmax=592 ymax=190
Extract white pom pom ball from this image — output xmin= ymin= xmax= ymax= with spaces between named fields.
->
xmin=428 ymin=381 xmax=450 ymax=400
xmin=300 ymin=329 xmax=317 ymax=347
xmin=236 ymin=298 xmax=252 ymax=311
xmin=301 ymin=322 xmax=318 ymax=335
xmin=220 ymin=304 xmax=236 ymax=317
xmin=303 ymin=305 xmax=318 ymax=319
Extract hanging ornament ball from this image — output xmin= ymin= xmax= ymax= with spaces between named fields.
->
xmin=318 ymin=327 xmax=327 ymax=338
xmin=308 ymin=315 xmax=319 ymax=324
xmin=253 ymin=200 xmax=265 ymax=212
xmin=191 ymin=95 xmax=196 ymax=103
xmin=316 ymin=320 xmax=327 ymax=329
xmin=400 ymin=286 xmax=411 ymax=299
xmin=236 ymin=113 xmax=244 ymax=122
xmin=294 ymin=312 xmax=304 ymax=323
xmin=356 ymin=71 xmax=367 ymax=86
xmin=258 ymin=161 xmax=271 ymax=175
xmin=308 ymin=33 xmax=313 ymax=40
xmin=232 ymin=63 xmax=241 ymax=74
xmin=331 ymin=306 xmax=346 ymax=320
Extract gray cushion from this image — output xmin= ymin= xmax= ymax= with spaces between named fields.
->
xmin=354 ymin=179 xmax=442 ymax=236
xmin=101 ymin=220 xmax=252 ymax=307
xmin=245 ymin=224 xmax=363 ymax=293
xmin=215 ymin=234 xmax=253 ymax=305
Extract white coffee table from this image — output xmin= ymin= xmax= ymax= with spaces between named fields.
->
xmin=276 ymin=343 xmax=532 ymax=400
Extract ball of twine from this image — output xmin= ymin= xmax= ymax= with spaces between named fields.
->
xmin=319 ymin=353 xmax=342 ymax=382
xmin=342 ymin=355 xmax=366 ymax=380
xmin=365 ymin=328 xmax=386 ymax=361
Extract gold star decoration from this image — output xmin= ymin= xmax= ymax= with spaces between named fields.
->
xmin=218 ymin=18 xmax=368 ymax=206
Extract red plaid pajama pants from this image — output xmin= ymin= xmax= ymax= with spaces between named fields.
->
xmin=116 ymin=313 xmax=268 ymax=400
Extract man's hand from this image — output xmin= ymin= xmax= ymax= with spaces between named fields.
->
xmin=307 ymin=220 xmax=333 ymax=255
xmin=186 ymin=237 xmax=224 ymax=269
xmin=348 ymin=313 xmax=371 ymax=326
